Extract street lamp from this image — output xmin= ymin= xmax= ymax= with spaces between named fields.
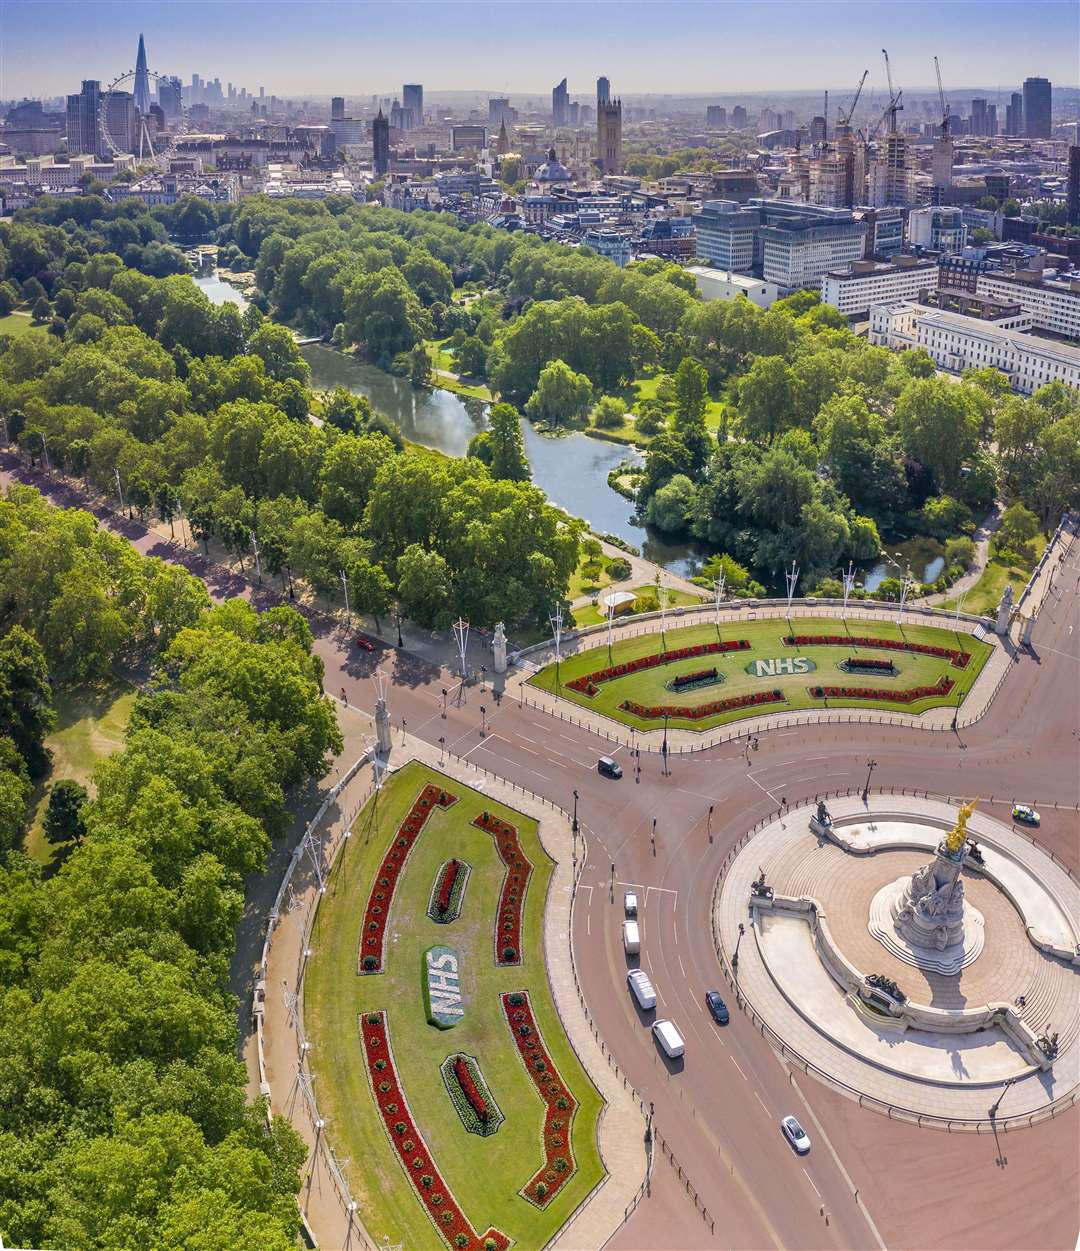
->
xmin=661 ymin=713 xmax=670 ymax=775
xmin=479 ymin=704 xmax=487 ymax=736
xmin=732 ymin=922 xmax=745 ymax=974
xmin=438 ymin=735 xmax=446 ymax=762
xmin=707 ymin=803 xmax=714 ymax=842
xmin=441 ymin=687 xmax=448 ymax=718
xmin=395 ymin=607 xmax=404 ymax=648
xmin=571 ymin=789 xmax=579 ymax=838
xmin=989 ymin=1077 xmax=1015 ymax=1119
xmin=862 ymin=758 xmax=877 ymax=802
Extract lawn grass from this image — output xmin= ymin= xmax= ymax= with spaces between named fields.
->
xmin=573 ymin=584 xmax=705 ymax=627
xmin=23 ymin=683 xmax=135 ymax=865
xmin=0 ymin=311 xmax=38 ymax=339
xmin=424 ymin=338 xmax=494 ymax=401
xmin=529 ymin=615 xmax=992 ymax=731
xmin=629 ymin=375 xmax=728 ymax=431
xmin=304 ymin=761 xmax=604 ymax=1251
xmin=943 ymin=535 xmax=1047 ymax=617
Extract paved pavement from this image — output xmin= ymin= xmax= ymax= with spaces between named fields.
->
xmin=4 ymin=454 xmax=1078 ymax=1251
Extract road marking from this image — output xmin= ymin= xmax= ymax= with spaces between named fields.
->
xmin=747 ymin=773 xmax=780 ymax=802
xmin=709 ymin=1023 xmax=726 ymax=1046
xmin=518 ymin=744 xmax=540 ymax=755
xmin=577 ymin=885 xmax=593 ymax=900
xmin=788 ymin=1074 xmax=888 ymax=1251
xmin=755 ymin=1091 xmax=770 ymax=1117
xmin=1040 ymin=644 xmax=1078 ymax=661
xmin=461 ymin=734 xmax=507 ymax=759
xmin=802 ymin=1167 xmax=821 ymax=1199
xmin=677 ymin=953 xmax=686 ymax=978
xmin=730 ymin=1056 xmax=748 ymax=1081
xmin=644 ymin=884 xmax=678 ymax=898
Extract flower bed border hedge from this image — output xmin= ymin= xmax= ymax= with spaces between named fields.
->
xmin=440 ymin=1051 xmax=505 ymax=1137
xmin=500 ymin=991 xmax=578 ymax=1209
xmin=427 ymin=858 xmax=472 ymax=925
xmin=808 ymin=675 xmax=954 ymax=703
xmin=360 ymin=1010 xmax=510 ymax=1251
xmin=620 ymin=689 xmax=785 ymax=721
xmin=665 ymin=666 xmax=723 ymax=693
xmin=784 ymin=633 xmax=971 ymax=669
xmin=358 ymin=783 xmax=457 ymax=975
xmin=839 ymin=657 xmax=898 ymax=676
xmin=473 ymin=811 xmax=533 ymax=967
xmin=566 ymin=639 xmax=751 ymax=697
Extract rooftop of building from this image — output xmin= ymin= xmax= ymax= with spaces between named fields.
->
xmin=877 ymin=301 xmax=1080 ymax=362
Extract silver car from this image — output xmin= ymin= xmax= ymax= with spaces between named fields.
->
xmin=780 ymin=1114 xmax=811 ymax=1154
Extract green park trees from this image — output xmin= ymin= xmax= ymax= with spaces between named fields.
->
xmin=524 ymin=360 xmax=593 ymax=427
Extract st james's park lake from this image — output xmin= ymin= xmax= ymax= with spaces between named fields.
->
xmin=194 ymin=270 xmax=707 ymax=575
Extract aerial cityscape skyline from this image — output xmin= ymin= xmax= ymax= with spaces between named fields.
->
xmin=4 ymin=0 xmax=1079 ymax=99
xmin=0 ymin=6 xmax=1078 ymax=1251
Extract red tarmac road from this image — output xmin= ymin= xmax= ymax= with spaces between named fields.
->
xmin=5 ymin=457 xmax=1078 ymax=1251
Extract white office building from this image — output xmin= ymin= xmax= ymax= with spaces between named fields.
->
xmin=822 ymin=258 xmax=939 ymax=319
xmin=907 ymin=206 xmax=967 ymax=255
xmin=869 ymin=301 xmax=1080 ymax=394
xmin=685 ymin=265 xmax=778 ymax=308
xmin=970 ymin=272 xmax=1080 ymax=342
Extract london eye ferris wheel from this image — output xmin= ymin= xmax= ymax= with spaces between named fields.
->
xmin=98 ymin=34 xmax=187 ymax=163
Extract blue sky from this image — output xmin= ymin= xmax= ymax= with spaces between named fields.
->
xmin=3 ymin=1 xmax=1076 ymax=100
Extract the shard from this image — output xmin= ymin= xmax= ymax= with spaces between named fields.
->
xmin=133 ymin=33 xmax=152 ymax=115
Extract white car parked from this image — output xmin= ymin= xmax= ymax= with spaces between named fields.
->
xmin=780 ymin=1114 xmax=811 ymax=1154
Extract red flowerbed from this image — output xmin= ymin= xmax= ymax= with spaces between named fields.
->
xmin=500 ymin=991 xmax=578 ymax=1207
xmin=453 ymin=1056 xmax=490 ymax=1124
xmin=358 ymin=783 xmax=457 ymax=974
xmin=671 ymin=667 xmax=718 ymax=688
xmin=784 ymin=634 xmax=971 ymax=668
xmin=566 ymin=639 xmax=751 ymax=696
xmin=842 ymin=657 xmax=896 ymax=673
xmin=809 ymin=675 xmax=954 ymax=703
xmin=435 ymin=860 xmax=462 ymax=917
xmin=361 ymin=1011 xmax=509 ymax=1250
xmin=474 ymin=811 xmax=533 ymax=966
xmin=620 ymin=689 xmax=785 ymax=721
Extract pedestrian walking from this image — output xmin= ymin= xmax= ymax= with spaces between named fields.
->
xmin=341 ymin=686 xmax=347 ymax=705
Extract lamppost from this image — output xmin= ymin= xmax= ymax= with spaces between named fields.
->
xmin=481 ymin=665 xmax=487 ymax=690
xmin=395 ymin=607 xmax=404 ymax=648
xmin=479 ymin=704 xmax=487 ymax=736
xmin=732 ymin=921 xmax=745 ymax=974
xmin=862 ymin=757 xmax=877 ymax=802
xmin=989 ymin=1077 xmax=1014 ymax=1119
xmin=661 ymin=713 xmax=670 ymax=775
xmin=571 ymin=789 xmax=579 ymax=865
xmin=114 ymin=467 xmax=125 ymax=511
xmin=438 ymin=735 xmax=446 ymax=762
xmin=707 ymin=803 xmax=714 ymax=842
xmin=841 ymin=561 xmax=856 ymax=620
xmin=441 ymin=687 xmax=448 ymax=718
xmin=250 ymin=532 xmax=262 ymax=584
xmin=550 ymin=602 xmax=564 ymax=695
xmin=338 ymin=567 xmax=349 ymax=621
xmin=784 ymin=560 xmax=800 ymax=632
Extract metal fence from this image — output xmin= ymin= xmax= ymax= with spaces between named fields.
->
xmin=709 ymin=786 xmax=1080 ymax=1133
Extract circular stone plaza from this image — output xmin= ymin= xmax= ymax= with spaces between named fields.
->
xmin=716 ymin=794 xmax=1079 ymax=1124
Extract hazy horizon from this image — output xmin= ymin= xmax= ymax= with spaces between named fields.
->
xmin=3 ymin=0 xmax=1077 ymax=103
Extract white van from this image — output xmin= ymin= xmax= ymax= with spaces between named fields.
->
xmin=622 ymin=919 xmax=640 ymax=955
xmin=627 ymin=969 xmax=656 ymax=1011
xmin=652 ymin=1018 xmax=685 ymax=1058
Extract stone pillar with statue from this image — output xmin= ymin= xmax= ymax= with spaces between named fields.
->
xmin=995 ymin=582 xmax=1014 ymax=636
xmin=493 ymin=621 xmax=507 ymax=675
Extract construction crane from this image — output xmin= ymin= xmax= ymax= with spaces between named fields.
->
xmin=837 ymin=69 xmax=869 ymax=129
xmin=934 ymin=55 xmax=951 ymax=137
xmin=881 ymin=48 xmax=903 ymax=133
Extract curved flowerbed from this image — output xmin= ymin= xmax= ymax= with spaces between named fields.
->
xmin=359 ymin=783 xmax=457 ymax=974
xmin=474 ymin=811 xmax=533 ymax=966
xmin=428 ymin=858 xmax=471 ymax=924
xmin=567 ymin=639 xmax=750 ymax=697
xmin=785 ymin=633 xmax=971 ymax=668
xmin=441 ymin=1052 xmax=505 ymax=1137
xmin=809 ymin=675 xmax=954 ymax=703
xmin=361 ymin=1010 xmax=510 ymax=1251
xmin=501 ymin=991 xmax=578 ymax=1208
xmin=620 ymin=689 xmax=785 ymax=721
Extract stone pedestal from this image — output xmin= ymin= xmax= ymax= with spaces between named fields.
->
xmin=1021 ymin=614 xmax=1035 ymax=646
xmin=995 ymin=582 xmax=1014 ymax=636
xmin=374 ymin=697 xmax=392 ymax=756
xmin=493 ymin=622 xmax=507 ymax=674
xmin=894 ymin=845 xmax=966 ymax=946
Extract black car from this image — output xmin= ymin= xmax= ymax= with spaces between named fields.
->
xmin=705 ymin=990 xmax=729 ymax=1025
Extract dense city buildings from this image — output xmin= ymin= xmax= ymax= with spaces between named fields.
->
xmin=402 ymin=83 xmax=423 ymax=129
xmin=552 ymin=77 xmax=569 ymax=127
xmin=821 ymin=256 xmax=939 ymax=317
xmin=372 ymin=107 xmax=389 ymax=176
xmin=596 ymin=94 xmax=622 ymax=175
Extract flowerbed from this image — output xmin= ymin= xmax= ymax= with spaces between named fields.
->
xmin=441 ymin=1052 xmax=504 ymax=1137
xmin=620 ymin=689 xmax=785 ymax=721
xmin=500 ymin=991 xmax=578 ymax=1208
xmin=427 ymin=858 xmax=472 ymax=925
xmin=784 ymin=634 xmax=971 ymax=668
xmin=361 ymin=1010 xmax=509 ymax=1250
xmin=809 ymin=675 xmax=954 ymax=703
xmin=839 ymin=657 xmax=897 ymax=675
xmin=566 ymin=639 xmax=751 ymax=696
xmin=473 ymin=810 xmax=533 ymax=966
xmin=359 ymin=783 xmax=457 ymax=974
xmin=669 ymin=667 xmax=719 ymax=689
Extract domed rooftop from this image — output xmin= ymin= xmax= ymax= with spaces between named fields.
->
xmin=535 ymin=146 xmax=570 ymax=183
